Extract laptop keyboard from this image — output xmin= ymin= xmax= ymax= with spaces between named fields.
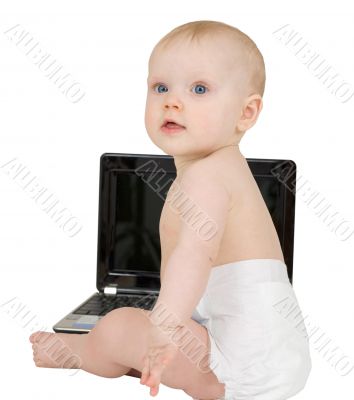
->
xmin=73 ymin=293 xmax=158 ymax=317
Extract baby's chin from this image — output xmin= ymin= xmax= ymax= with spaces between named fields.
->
xmin=160 ymin=144 xmax=212 ymax=159
xmin=149 ymin=132 xmax=215 ymax=157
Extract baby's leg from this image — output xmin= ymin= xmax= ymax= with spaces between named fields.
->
xmin=30 ymin=313 xmax=132 ymax=377
xmin=30 ymin=307 xmax=225 ymax=398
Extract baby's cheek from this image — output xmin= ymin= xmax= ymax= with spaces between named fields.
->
xmin=144 ymin=114 xmax=156 ymax=135
xmin=144 ymin=104 xmax=155 ymax=127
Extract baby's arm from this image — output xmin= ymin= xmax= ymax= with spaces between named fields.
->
xmin=151 ymin=163 xmax=231 ymax=328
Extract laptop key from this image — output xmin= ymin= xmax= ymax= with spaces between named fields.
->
xmin=66 ymin=314 xmax=81 ymax=320
xmin=88 ymin=310 xmax=101 ymax=315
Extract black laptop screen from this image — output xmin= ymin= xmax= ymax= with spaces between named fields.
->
xmin=108 ymin=170 xmax=171 ymax=274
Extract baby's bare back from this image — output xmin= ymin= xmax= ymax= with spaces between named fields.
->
xmin=159 ymin=148 xmax=284 ymax=284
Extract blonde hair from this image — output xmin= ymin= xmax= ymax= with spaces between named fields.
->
xmin=151 ymin=20 xmax=266 ymax=98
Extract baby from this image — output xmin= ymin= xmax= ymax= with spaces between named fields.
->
xmin=29 ymin=20 xmax=312 ymax=400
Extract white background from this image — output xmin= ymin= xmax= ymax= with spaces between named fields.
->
xmin=1 ymin=1 xmax=353 ymax=398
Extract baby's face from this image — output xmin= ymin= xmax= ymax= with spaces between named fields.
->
xmin=145 ymin=36 xmax=248 ymax=157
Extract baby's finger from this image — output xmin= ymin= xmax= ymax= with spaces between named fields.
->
xmin=140 ymin=356 xmax=150 ymax=385
xmin=150 ymin=384 xmax=159 ymax=397
xmin=146 ymin=355 xmax=165 ymax=388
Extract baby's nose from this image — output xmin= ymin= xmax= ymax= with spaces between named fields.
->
xmin=163 ymin=97 xmax=183 ymax=110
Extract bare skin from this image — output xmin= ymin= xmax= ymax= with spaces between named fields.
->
xmin=30 ymin=33 xmax=283 ymax=400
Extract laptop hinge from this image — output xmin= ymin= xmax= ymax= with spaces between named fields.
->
xmin=104 ymin=286 xmax=118 ymax=295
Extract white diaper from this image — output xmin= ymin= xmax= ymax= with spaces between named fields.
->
xmin=191 ymin=258 xmax=312 ymax=400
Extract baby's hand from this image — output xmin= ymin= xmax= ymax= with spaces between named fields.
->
xmin=140 ymin=323 xmax=180 ymax=396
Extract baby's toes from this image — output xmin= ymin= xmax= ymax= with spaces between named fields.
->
xmin=31 ymin=340 xmax=57 ymax=368
xmin=29 ymin=331 xmax=45 ymax=343
xmin=32 ymin=344 xmax=40 ymax=365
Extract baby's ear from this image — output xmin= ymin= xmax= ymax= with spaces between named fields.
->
xmin=237 ymin=94 xmax=263 ymax=132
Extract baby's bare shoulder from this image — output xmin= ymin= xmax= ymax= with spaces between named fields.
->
xmin=180 ymin=157 xmax=232 ymax=201
xmin=181 ymin=153 xmax=245 ymax=212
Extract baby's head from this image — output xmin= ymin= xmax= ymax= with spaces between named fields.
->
xmin=145 ymin=20 xmax=266 ymax=158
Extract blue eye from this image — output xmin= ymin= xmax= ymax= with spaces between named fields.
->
xmin=193 ymin=84 xmax=208 ymax=94
xmin=154 ymin=84 xmax=168 ymax=93
xmin=152 ymin=83 xmax=208 ymax=94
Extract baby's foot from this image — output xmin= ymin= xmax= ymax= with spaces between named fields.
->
xmin=29 ymin=331 xmax=83 ymax=369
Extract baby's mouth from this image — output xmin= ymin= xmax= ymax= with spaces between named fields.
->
xmin=165 ymin=122 xmax=183 ymax=128
xmin=162 ymin=120 xmax=185 ymax=129
xmin=161 ymin=120 xmax=186 ymax=134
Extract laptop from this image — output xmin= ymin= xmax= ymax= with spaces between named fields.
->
xmin=53 ymin=152 xmax=297 ymax=334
